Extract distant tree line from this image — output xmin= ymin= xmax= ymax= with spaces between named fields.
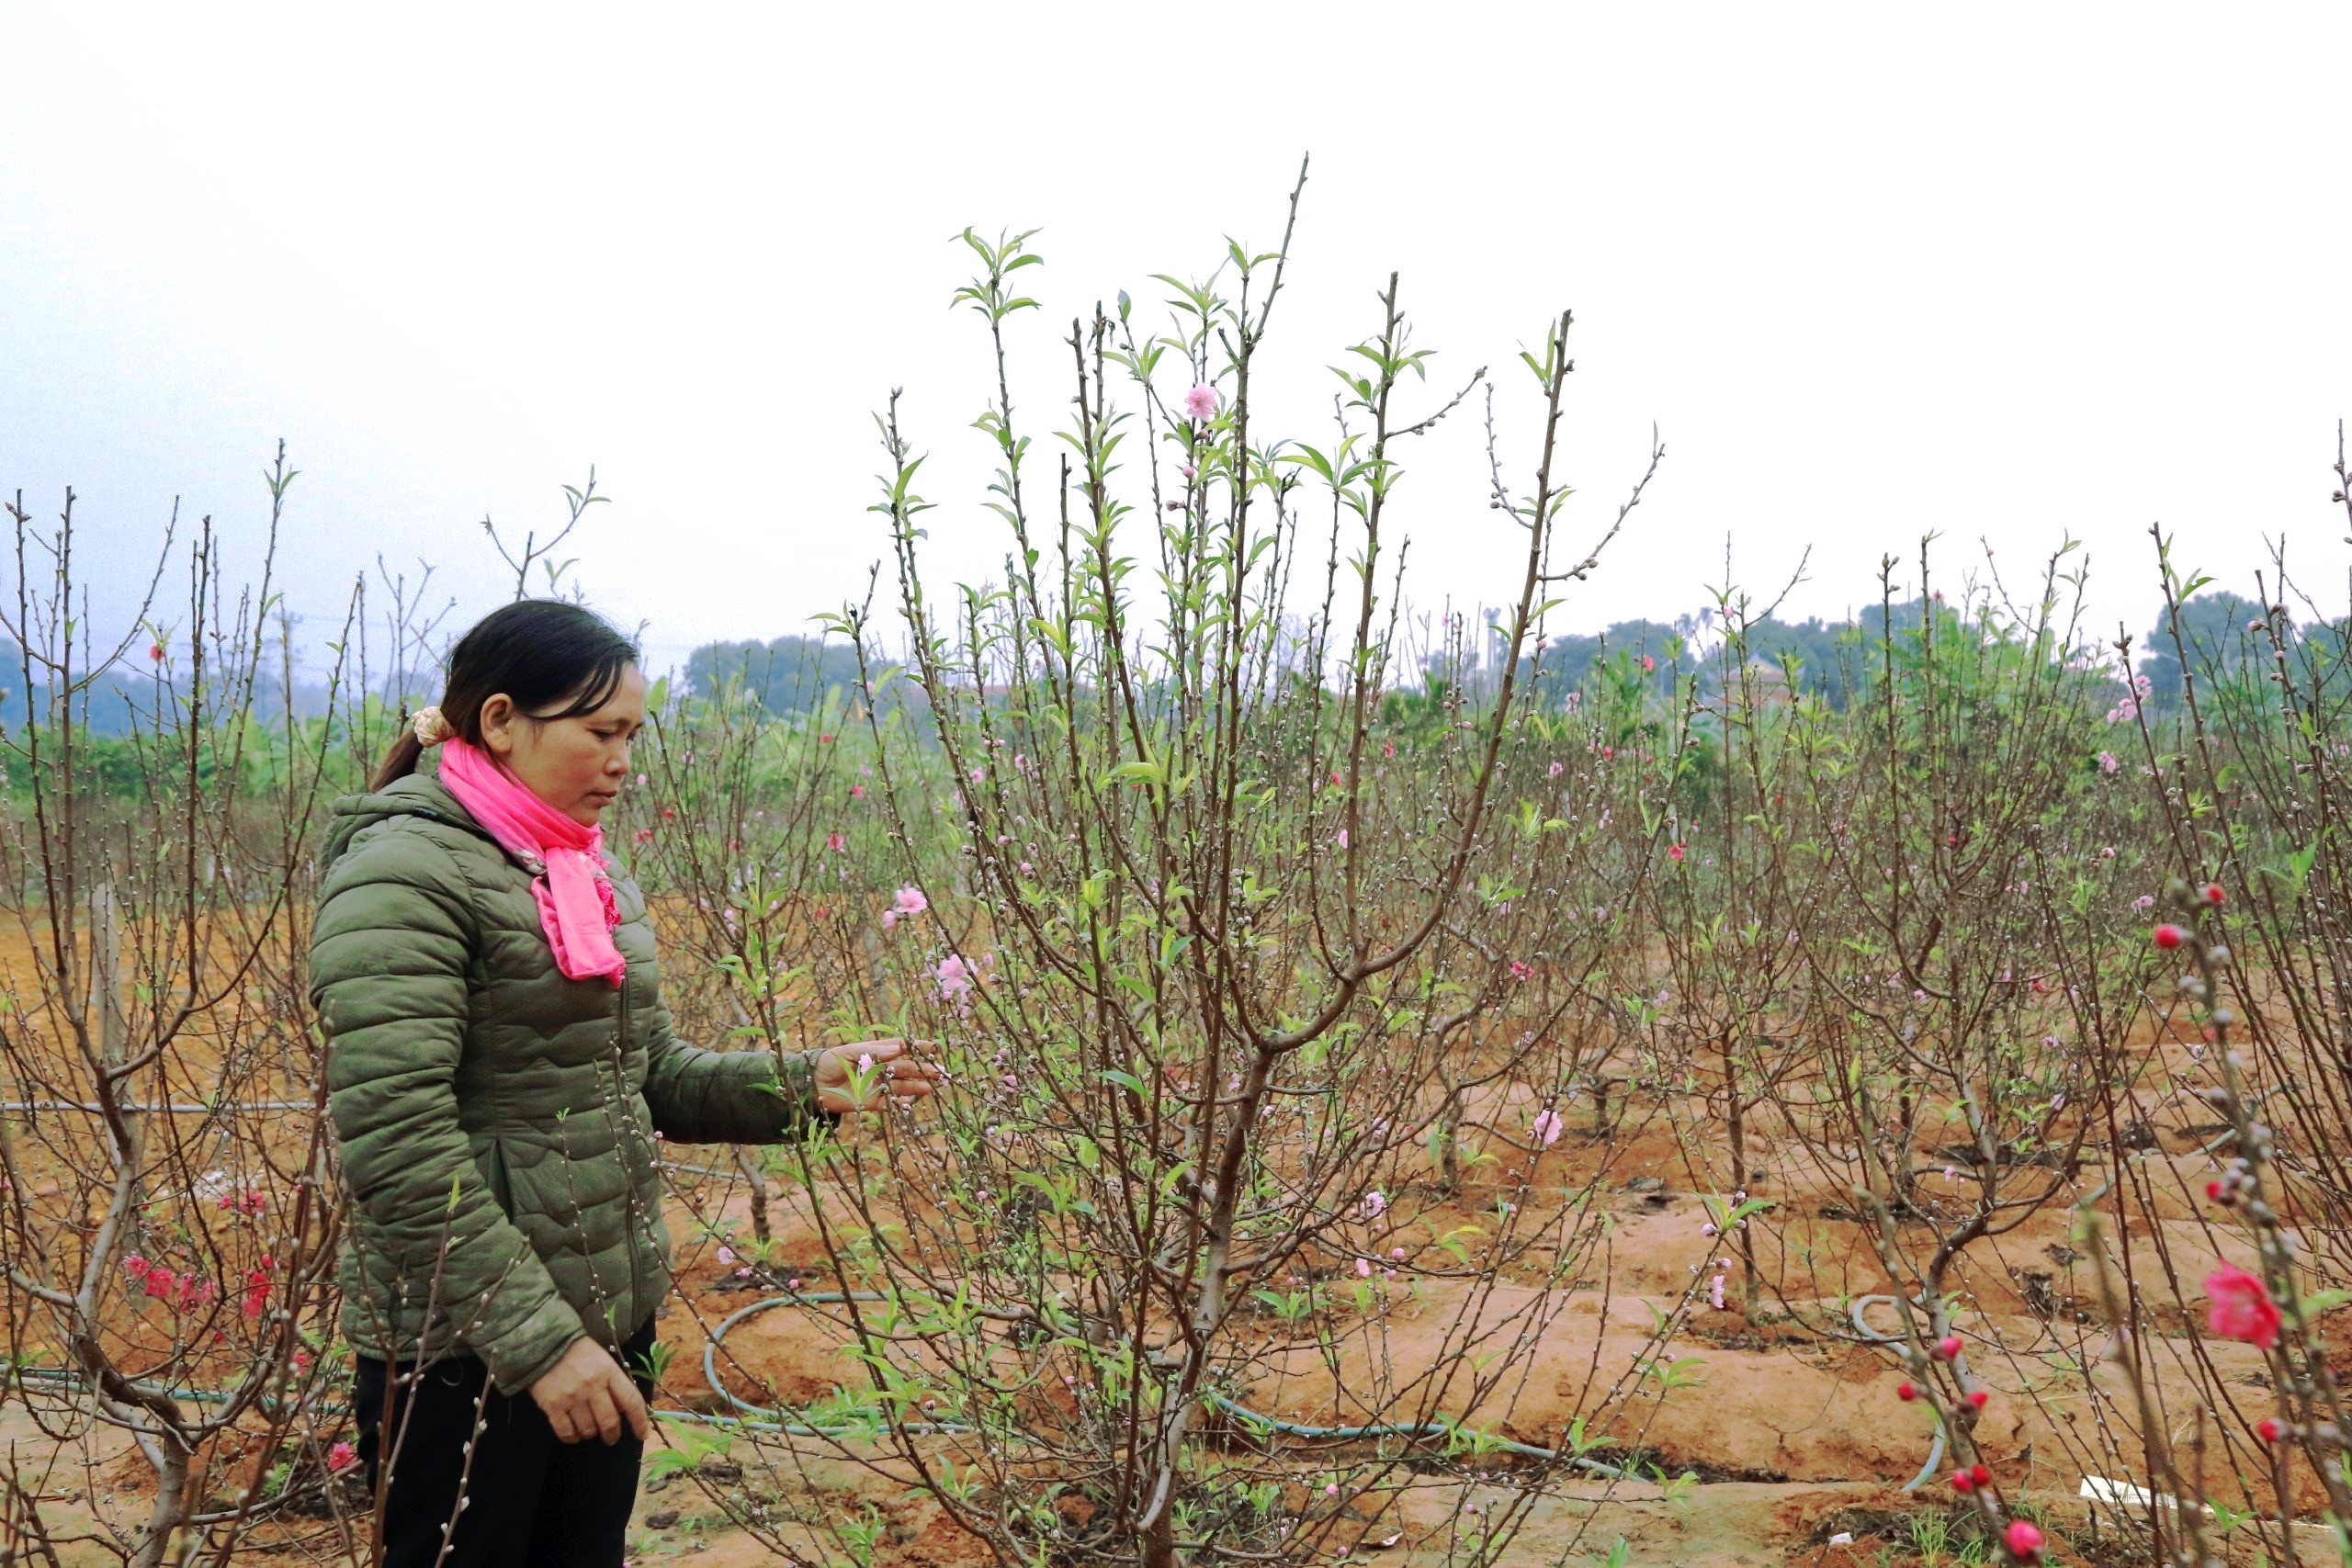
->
xmin=683 ymin=636 xmax=878 ymax=714
xmin=20 ymin=585 xmax=2345 ymax=749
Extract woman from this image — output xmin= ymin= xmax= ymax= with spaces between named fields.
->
xmin=311 ymin=600 xmax=936 ymax=1566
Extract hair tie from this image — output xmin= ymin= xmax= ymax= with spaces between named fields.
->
xmin=412 ymin=705 xmax=455 ymax=747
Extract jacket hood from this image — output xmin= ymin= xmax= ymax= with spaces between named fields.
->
xmin=321 ymin=753 xmax=494 ymax=874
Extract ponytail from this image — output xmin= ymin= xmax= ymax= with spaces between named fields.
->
xmin=369 ymin=729 xmax=426 ymax=792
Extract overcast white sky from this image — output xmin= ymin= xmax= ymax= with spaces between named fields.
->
xmin=5 ymin=5 xmax=2348 ymax=682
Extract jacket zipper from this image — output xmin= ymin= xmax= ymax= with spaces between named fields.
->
xmin=616 ymin=964 xmax=638 ymax=1331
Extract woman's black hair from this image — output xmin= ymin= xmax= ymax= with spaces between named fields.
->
xmin=371 ymin=600 xmax=640 ymax=790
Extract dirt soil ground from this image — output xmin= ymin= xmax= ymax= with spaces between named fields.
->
xmin=3 ymin=904 xmax=2335 ymax=1565
xmin=12 ymin=1101 xmax=2323 ymax=1568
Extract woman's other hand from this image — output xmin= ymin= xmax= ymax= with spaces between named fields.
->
xmin=527 ymin=1336 xmax=650 ymax=1445
xmin=812 ymin=1038 xmax=944 ymax=1114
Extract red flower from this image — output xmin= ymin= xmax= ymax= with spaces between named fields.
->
xmin=2205 ymin=1263 xmax=2281 ymax=1349
xmin=1896 ymin=1381 xmax=1917 ymax=1402
xmin=2154 ymin=923 xmax=2185 ymax=950
xmin=329 ymin=1440 xmax=357 ymax=1472
xmin=1967 ymin=1390 xmax=1989 ymax=1409
xmin=1970 ymin=1463 xmax=1990 ymax=1486
xmin=2005 ymin=1520 xmax=2043 ymax=1558
xmin=2257 ymin=1416 xmax=2283 ymax=1442
xmin=148 ymin=642 xmax=165 ymax=662
xmin=2202 ymin=883 xmax=2224 ymax=905
xmin=1668 ymin=843 xmax=1687 ymax=863
xmin=1935 ymin=1335 xmax=1963 ymax=1360
xmin=1951 ymin=1470 xmax=1973 ymax=1493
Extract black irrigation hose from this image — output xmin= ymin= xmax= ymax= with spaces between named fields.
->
xmin=7 ymin=1290 xmax=1654 ymax=1479
xmin=704 ymin=1289 xmax=1628 ymax=1475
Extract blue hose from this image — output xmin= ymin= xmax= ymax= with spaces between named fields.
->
xmin=1849 ymin=1294 xmax=1948 ymax=1493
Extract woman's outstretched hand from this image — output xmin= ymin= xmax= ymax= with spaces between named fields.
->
xmin=812 ymin=1037 xmax=944 ymax=1114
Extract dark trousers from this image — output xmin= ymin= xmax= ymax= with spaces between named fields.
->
xmin=351 ymin=1314 xmax=656 ymax=1568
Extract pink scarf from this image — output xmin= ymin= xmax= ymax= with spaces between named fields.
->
xmin=436 ymin=738 xmax=628 ymax=987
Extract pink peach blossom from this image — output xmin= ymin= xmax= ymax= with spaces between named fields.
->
xmin=936 ymin=953 xmax=975 ymax=1001
xmin=2205 ymin=1263 xmax=2281 ymax=1349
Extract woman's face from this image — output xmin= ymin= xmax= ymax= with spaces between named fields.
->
xmin=478 ymin=665 xmax=648 ymax=826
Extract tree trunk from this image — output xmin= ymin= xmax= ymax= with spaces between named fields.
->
xmin=1721 ymin=1032 xmax=1756 ymax=1313
xmin=1434 ymin=1085 xmax=1464 ymax=1198
xmin=92 ymin=886 xmax=143 ymax=1206
xmin=734 ymin=1145 xmax=771 ymax=1246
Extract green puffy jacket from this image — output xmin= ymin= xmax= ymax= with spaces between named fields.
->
xmin=310 ymin=750 xmax=826 ymax=1396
